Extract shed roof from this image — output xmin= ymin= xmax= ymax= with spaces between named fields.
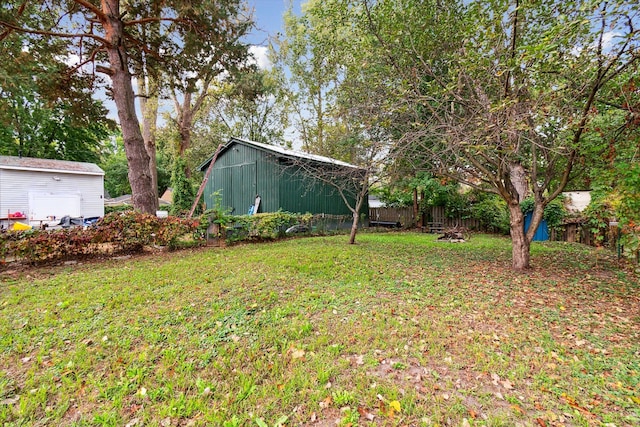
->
xmin=199 ymin=137 xmax=362 ymax=171
xmin=0 ymin=156 xmax=104 ymax=176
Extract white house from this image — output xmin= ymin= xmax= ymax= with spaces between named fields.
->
xmin=0 ymin=156 xmax=105 ymax=228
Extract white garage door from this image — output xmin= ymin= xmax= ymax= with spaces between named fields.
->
xmin=28 ymin=193 xmax=81 ymax=221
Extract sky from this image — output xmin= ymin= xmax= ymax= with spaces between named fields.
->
xmin=244 ymin=0 xmax=302 ymax=70
xmin=247 ymin=0 xmax=298 ymax=46
xmin=101 ymin=0 xmax=302 ymax=122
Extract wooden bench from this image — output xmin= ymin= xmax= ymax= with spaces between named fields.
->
xmin=427 ymin=222 xmax=444 ymax=233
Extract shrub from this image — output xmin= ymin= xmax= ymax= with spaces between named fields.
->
xmin=471 ymin=194 xmax=510 ymax=234
xmin=105 ymin=204 xmax=134 ymax=215
xmin=227 ymin=211 xmax=311 ymax=241
xmin=170 ymin=157 xmax=197 ymax=216
xmin=0 ymin=211 xmax=202 ymax=265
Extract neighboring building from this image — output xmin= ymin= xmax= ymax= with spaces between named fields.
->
xmin=0 ymin=156 xmax=104 ymax=227
xmin=160 ymin=188 xmax=173 ymax=205
xmin=197 ymin=137 xmax=367 ymax=217
xmin=562 ymin=191 xmax=591 ymax=213
xmin=104 ymin=194 xmax=170 ymax=208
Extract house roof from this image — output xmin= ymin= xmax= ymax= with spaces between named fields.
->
xmin=198 ymin=137 xmax=362 ymax=171
xmin=0 ymin=156 xmax=104 ymax=176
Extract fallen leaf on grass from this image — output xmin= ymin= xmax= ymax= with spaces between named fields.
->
xmin=491 ymin=373 xmax=500 ymax=385
xmin=290 ymin=348 xmax=305 ymax=360
xmin=561 ymin=393 xmax=596 ymax=418
xmin=319 ymin=396 xmax=332 ymax=409
xmin=0 ymin=396 xmax=19 ymax=405
xmin=535 ymin=418 xmax=547 ymax=427
xmin=357 ymin=406 xmax=375 ymax=421
xmin=501 ymin=379 xmax=514 ymax=390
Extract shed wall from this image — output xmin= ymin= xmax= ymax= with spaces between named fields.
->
xmin=0 ymin=169 xmax=104 ymax=224
xmin=205 ymin=144 xmax=281 ymax=214
xmin=202 ymin=142 xmax=363 ymax=216
xmin=277 ymin=165 xmax=355 ymax=215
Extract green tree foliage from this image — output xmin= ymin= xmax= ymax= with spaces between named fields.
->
xmin=1 ymin=0 xmax=252 ymax=214
xmin=354 ymin=0 xmax=640 ymax=270
xmin=0 ymin=33 xmax=114 ymax=162
xmin=275 ymin=0 xmax=347 ymax=157
xmin=170 ymin=157 xmax=196 ymax=216
xmin=200 ymin=68 xmax=291 ymax=145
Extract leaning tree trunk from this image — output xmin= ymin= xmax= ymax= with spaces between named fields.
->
xmin=101 ymin=0 xmax=157 ymax=214
xmin=508 ymin=201 xmax=531 ymax=271
xmin=348 ymin=191 xmax=367 ymax=245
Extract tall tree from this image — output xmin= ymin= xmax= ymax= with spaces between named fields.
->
xmin=274 ymin=0 xmax=346 ymax=156
xmin=167 ymin=2 xmax=252 ymax=177
xmin=361 ymin=0 xmax=640 ymax=270
xmin=278 ymin=0 xmax=398 ymax=244
xmin=0 ymin=31 xmax=114 ymax=162
xmin=200 ymin=68 xmax=291 ymax=144
xmin=1 ymin=0 xmax=252 ymax=214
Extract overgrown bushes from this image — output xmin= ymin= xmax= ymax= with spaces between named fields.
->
xmin=471 ymin=194 xmax=511 ymax=234
xmin=0 ymin=211 xmax=323 ymax=266
xmin=1 ymin=211 xmax=200 ymax=265
xmin=227 ymin=212 xmax=313 ymax=241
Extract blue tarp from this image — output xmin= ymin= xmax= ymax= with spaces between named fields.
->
xmin=524 ymin=212 xmax=549 ymax=241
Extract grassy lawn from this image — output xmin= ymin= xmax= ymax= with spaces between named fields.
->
xmin=1 ymin=233 xmax=639 ymax=426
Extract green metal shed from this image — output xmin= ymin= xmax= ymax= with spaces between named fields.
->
xmin=197 ymin=138 xmax=367 ymax=217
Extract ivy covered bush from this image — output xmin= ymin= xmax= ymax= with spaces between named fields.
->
xmin=584 ymin=164 xmax=640 ymax=259
xmin=0 ymin=211 xmax=201 ymax=265
xmin=470 ymin=194 xmax=511 ymax=234
xmin=226 ymin=211 xmax=312 ymax=241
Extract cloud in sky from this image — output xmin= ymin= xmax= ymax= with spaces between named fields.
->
xmin=249 ymin=45 xmax=272 ymax=70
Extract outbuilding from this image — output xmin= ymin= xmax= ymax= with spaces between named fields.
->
xmin=0 ymin=156 xmax=105 ymax=228
xmin=197 ymin=138 xmax=367 ymax=218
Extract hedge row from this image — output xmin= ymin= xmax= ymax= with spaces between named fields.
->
xmin=0 ymin=212 xmax=201 ymax=265
xmin=0 ymin=211 xmax=321 ymax=266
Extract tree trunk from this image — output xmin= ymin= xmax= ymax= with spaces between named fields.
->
xmin=139 ymin=75 xmax=160 ymax=199
xmin=349 ymin=209 xmax=359 ymax=244
xmin=413 ymin=187 xmax=420 ymax=227
xmin=176 ymin=92 xmax=194 ymax=177
xmin=509 ymin=162 xmax=528 ymax=202
xmin=508 ymin=201 xmax=530 ymax=271
xmin=101 ymin=0 xmax=157 ymax=214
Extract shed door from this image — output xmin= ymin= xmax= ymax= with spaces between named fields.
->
xmin=231 ymin=163 xmax=257 ymax=215
xmin=28 ymin=192 xmax=81 ymax=221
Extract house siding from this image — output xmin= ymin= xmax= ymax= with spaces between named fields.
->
xmin=0 ymin=167 xmax=104 ymax=225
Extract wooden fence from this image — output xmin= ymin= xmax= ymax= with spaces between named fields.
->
xmin=368 ymin=207 xmax=414 ymax=227
xmin=426 ymin=206 xmax=480 ymax=231
xmin=368 ymin=206 xmax=480 ymax=230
